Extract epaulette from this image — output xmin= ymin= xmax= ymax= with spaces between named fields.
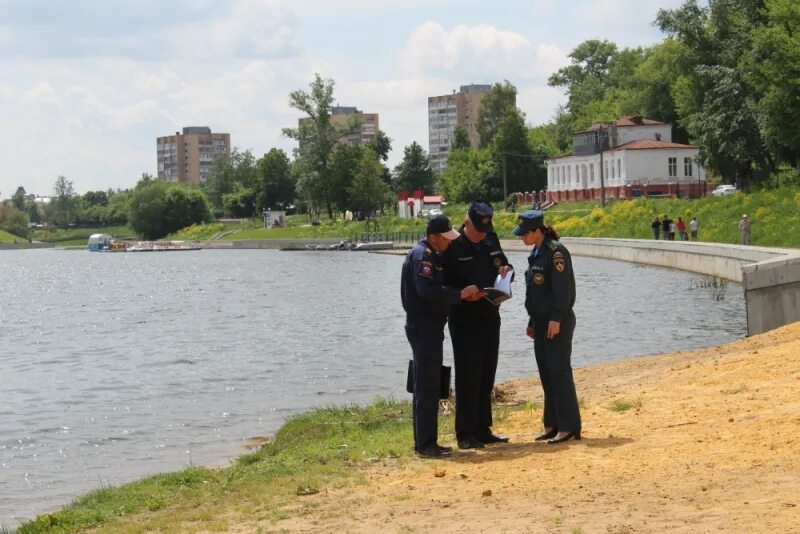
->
xmin=424 ymin=247 xmax=433 ymax=255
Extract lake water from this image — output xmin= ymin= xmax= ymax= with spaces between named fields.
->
xmin=0 ymin=248 xmax=746 ymax=526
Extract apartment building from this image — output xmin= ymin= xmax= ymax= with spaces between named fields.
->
xmin=298 ymin=107 xmax=379 ymax=148
xmin=157 ymin=127 xmax=231 ymax=185
xmin=427 ymin=84 xmax=493 ymax=173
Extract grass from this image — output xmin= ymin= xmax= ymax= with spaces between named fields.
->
xmin=608 ymin=397 xmax=643 ymax=412
xmin=28 ymin=225 xmax=136 ymax=246
xmin=0 ymin=228 xmax=22 ymax=243
xmin=16 ymin=398 xmax=421 ymax=533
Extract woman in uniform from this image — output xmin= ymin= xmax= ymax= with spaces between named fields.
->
xmin=513 ymin=210 xmax=581 ymax=444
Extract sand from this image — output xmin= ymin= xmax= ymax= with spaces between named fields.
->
xmin=245 ymin=322 xmax=800 ymax=533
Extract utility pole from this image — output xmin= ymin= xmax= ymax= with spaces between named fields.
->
xmin=502 ymin=153 xmax=508 ymax=207
xmin=598 ymin=127 xmax=606 ymax=207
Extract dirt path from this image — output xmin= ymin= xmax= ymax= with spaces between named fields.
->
xmin=244 ymin=323 xmax=800 ymax=533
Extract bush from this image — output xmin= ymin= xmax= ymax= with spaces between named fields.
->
xmin=128 ymin=180 xmax=212 ymax=240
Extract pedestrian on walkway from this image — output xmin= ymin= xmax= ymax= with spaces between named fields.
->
xmin=739 ymin=214 xmax=751 ymax=245
xmin=651 ymin=216 xmax=661 ymax=240
xmin=690 ymin=217 xmax=699 ymax=241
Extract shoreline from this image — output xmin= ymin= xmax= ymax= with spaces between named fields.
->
xmin=16 ymin=321 xmax=800 ymax=532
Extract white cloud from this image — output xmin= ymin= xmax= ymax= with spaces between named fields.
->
xmin=400 ymin=21 xmax=533 ymax=79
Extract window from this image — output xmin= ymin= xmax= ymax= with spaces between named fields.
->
xmin=684 ymin=157 xmax=693 ymax=177
xmin=617 ymin=159 xmax=621 ymax=180
xmin=611 ymin=159 xmax=615 ymax=179
xmin=604 ymin=160 xmax=609 ymax=180
xmin=590 ymin=164 xmax=594 ymax=183
xmin=668 ymin=157 xmax=677 ymax=177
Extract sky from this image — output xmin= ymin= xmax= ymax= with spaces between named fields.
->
xmin=0 ymin=0 xmax=687 ymax=197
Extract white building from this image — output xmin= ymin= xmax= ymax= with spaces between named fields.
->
xmin=545 ymin=117 xmax=707 ymax=202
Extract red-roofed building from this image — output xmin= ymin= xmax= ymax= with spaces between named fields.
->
xmin=544 ymin=116 xmax=707 ymax=202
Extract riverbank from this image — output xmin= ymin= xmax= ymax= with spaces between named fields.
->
xmin=17 ymin=321 xmax=799 ymax=533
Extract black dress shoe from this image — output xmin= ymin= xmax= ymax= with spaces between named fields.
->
xmin=547 ymin=431 xmax=581 ymax=444
xmin=457 ymin=437 xmax=486 ymax=449
xmin=534 ymin=429 xmax=558 ymax=441
xmin=476 ymin=433 xmax=510 ymax=444
xmin=437 ymin=444 xmax=453 ymax=453
xmin=417 ymin=446 xmax=452 ymax=458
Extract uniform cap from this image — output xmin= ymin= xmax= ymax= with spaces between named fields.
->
xmin=512 ymin=209 xmax=545 ymax=236
xmin=426 ymin=214 xmax=460 ymax=240
xmin=467 ymin=200 xmax=494 ymax=232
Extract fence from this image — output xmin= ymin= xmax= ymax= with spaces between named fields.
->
xmin=348 ymin=231 xmax=424 ymax=244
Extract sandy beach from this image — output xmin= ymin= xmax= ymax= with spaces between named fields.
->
xmin=244 ymin=321 xmax=800 ymax=533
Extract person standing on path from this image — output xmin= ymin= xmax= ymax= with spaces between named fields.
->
xmin=651 ymin=217 xmax=661 ymax=240
xmin=441 ymin=201 xmax=513 ymax=450
xmin=514 ymin=210 xmax=581 ymax=444
xmin=401 ymin=215 xmax=480 ymax=458
xmin=661 ymin=215 xmax=672 ymax=240
xmin=739 ymin=214 xmax=751 ymax=245
xmin=677 ymin=217 xmax=687 ymax=241
xmin=690 ymin=217 xmax=699 ymax=241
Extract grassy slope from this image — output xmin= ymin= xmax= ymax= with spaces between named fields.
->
xmin=14 ymin=399 xmax=430 ymax=533
xmin=0 ymin=228 xmax=22 ymax=243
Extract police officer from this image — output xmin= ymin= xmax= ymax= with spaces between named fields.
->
xmin=402 ymin=215 xmax=480 ymax=458
xmin=513 ymin=210 xmax=581 ymax=444
xmin=441 ymin=201 xmax=513 ymax=449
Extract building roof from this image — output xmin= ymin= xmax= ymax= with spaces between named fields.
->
xmin=610 ymin=139 xmax=697 ymax=151
xmin=580 ymin=116 xmax=665 ymax=133
xmin=423 ymin=196 xmax=443 ymax=203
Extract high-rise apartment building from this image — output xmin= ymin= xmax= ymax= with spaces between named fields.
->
xmin=157 ymin=127 xmax=231 ymax=185
xmin=298 ymin=107 xmax=379 ymax=148
xmin=428 ymin=84 xmax=494 ymax=173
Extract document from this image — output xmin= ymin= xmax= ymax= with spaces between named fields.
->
xmin=483 ymin=268 xmax=514 ymax=306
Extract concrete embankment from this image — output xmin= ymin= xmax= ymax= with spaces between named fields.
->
xmin=501 ymin=238 xmax=800 ymax=336
xmin=0 ymin=242 xmax=55 ymax=250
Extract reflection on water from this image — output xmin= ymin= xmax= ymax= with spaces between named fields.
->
xmin=0 ymin=248 xmax=745 ymax=525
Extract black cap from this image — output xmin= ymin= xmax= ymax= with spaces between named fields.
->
xmin=426 ymin=215 xmax=460 ymax=240
xmin=467 ymin=200 xmax=494 ymax=232
xmin=512 ymin=209 xmax=544 ymax=236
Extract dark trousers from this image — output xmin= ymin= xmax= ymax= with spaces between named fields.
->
xmin=533 ymin=311 xmax=581 ymax=433
xmin=449 ymin=313 xmax=501 ymax=441
xmin=652 ymin=227 xmax=660 ymax=240
xmin=405 ymin=318 xmax=446 ymax=450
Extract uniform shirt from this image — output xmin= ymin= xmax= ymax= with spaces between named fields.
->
xmin=524 ymin=238 xmax=576 ymax=325
xmin=401 ymin=239 xmax=461 ymax=319
xmin=441 ymin=228 xmax=511 ymax=317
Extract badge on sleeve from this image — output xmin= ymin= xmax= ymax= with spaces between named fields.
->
xmin=553 ymin=251 xmax=565 ymax=273
xmin=420 ymin=261 xmax=433 ymax=278
xmin=533 ymin=272 xmax=545 ymax=285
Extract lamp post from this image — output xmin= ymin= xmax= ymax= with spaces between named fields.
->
xmin=598 ymin=126 xmax=607 ymax=207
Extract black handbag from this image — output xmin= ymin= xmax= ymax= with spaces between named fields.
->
xmin=406 ymin=360 xmax=451 ymax=399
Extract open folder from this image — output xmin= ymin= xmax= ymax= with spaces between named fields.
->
xmin=406 ymin=360 xmax=451 ymax=399
xmin=483 ymin=268 xmax=514 ymax=306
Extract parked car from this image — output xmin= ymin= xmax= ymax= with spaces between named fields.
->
xmin=712 ymin=184 xmax=737 ymax=197
xmin=428 ymin=208 xmax=443 ymax=217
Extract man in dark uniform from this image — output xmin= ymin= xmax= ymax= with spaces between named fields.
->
xmin=441 ymin=201 xmax=513 ymax=449
xmin=401 ymin=215 xmax=480 ymax=458
xmin=514 ymin=210 xmax=581 ymax=444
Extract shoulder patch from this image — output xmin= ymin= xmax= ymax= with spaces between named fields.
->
xmin=419 ymin=260 xmax=433 ymax=278
xmin=547 ymin=241 xmax=558 ymax=251
xmin=425 ymin=247 xmax=433 ymax=255
xmin=553 ymin=252 xmax=565 ymax=273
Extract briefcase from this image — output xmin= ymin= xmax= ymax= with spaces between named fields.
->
xmin=406 ymin=360 xmax=451 ymax=399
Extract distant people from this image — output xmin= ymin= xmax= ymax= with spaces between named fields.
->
xmin=651 ymin=217 xmax=661 ymax=240
xmin=690 ymin=217 xmax=699 ymax=241
xmin=739 ymin=214 xmax=751 ymax=245
xmin=669 ymin=220 xmax=676 ymax=241
xmin=676 ymin=217 xmax=687 ymax=241
xmin=661 ymin=215 xmax=671 ymax=240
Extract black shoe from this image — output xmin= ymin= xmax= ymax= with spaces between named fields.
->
xmin=457 ymin=437 xmax=485 ymax=449
xmin=476 ymin=433 xmax=510 ymax=444
xmin=437 ymin=444 xmax=453 ymax=453
xmin=547 ymin=431 xmax=581 ymax=444
xmin=534 ymin=429 xmax=558 ymax=441
xmin=417 ymin=446 xmax=452 ymax=458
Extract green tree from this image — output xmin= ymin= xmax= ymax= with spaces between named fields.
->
xmin=348 ymin=150 xmax=388 ymax=216
xmin=750 ymin=0 xmax=800 ymax=166
xmin=477 ymin=81 xmax=518 ymax=147
xmin=450 ymin=125 xmax=471 ymax=150
xmin=222 ymin=182 xmax=257 ymax=218
xmin=393 ymin=142 xmax=435 ymax=193
xmin=369 ymin=130 xmax=392 ymax=162
xmin=255 ymin=148 xmax=294 ymax=211
xmin=439 ymin=148 xmax=495 ymax=203
xmin=329 ymin=144 xmax=365 ymax=214
xmin=0 ymin=206 xmax=28 ymax=238
xmin=11 ymin=187 xmax=26 ymax=210
xmin=128 ymin=179 xmax=211 ymax=240
xmin=203 ymin=149 xmax=257 ymax=216
xmin=490 ymin=110 xmax=542 ymax=198
xmin=282 ymin=74 xmax=360 ymax=219
xmin=53 ymin=175 xmax=75 ymax=227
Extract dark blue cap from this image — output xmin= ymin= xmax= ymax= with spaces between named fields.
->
xmin=512 ymin=209 xmax=544 ymax=236
xmin=468 ymin=200 xmax=494 ymax=232
xmin=426 ymin=214 xmax=460 ymax=240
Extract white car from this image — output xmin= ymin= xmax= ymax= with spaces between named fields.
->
xmin=712 ymin=184 xmax=737 ymax=197
xmin=428 ymin=208 xmax=443 ymax=217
